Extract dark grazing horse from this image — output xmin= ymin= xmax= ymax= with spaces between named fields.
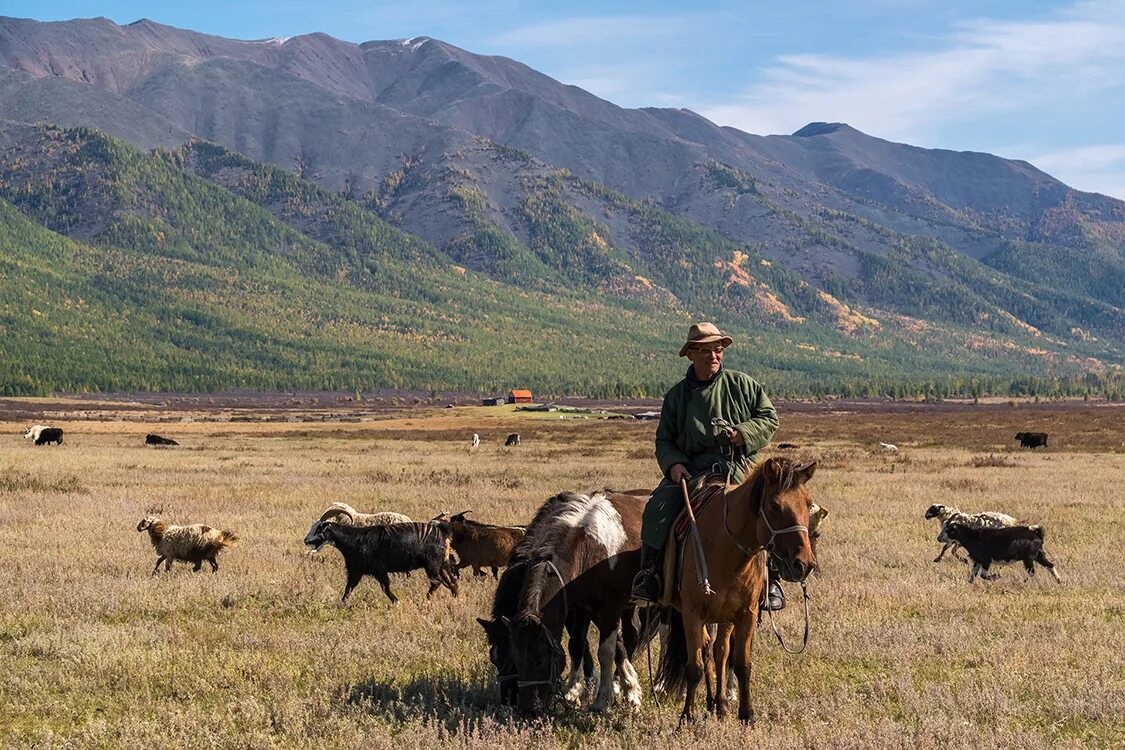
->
xmin=657 ymin=457 xmax=818 ymax=724
xmin=478 ymin=555 xmax=639 ymax=708
xmin=488 ymin=490 xmax=651 ymax=715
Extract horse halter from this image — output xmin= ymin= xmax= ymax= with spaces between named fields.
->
xmin=760 ymin=504 xmax=809 ymax=552
xmin=722 ymin=473 xmax=809 ymax=557
xmin=515 ymin=559 xmax=568 ymax=690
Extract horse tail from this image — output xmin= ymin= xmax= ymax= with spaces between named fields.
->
xmin=654 ymin=608 xmax=687 ymax=695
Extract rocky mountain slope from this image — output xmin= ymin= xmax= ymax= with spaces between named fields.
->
xmin=0 ymin=16 xmax=1121 ymax=394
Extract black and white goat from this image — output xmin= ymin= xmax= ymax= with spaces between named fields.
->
xmin=304 ymin=520 xmax=458 ymax=606
xmin=939 ymin=522 xmax=1062 ymax=584
xmin=924 ymin=503 xmax=1018 ymax=563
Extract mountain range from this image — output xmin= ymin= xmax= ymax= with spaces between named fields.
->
xmin=0 ymin=15 xmax=1121 ymax=397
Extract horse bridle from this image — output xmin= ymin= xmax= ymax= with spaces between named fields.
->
xmin=513 ymin=559 xmax=569 ymax=691
xmin=721 ymin=473 xmax=809 ymax=558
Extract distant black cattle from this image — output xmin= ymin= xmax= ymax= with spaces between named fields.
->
xmin=1015 ymin=432 xmax=1048 ymax=449
xmin=504 ymin=433 xmax=521 ymax=446
xmin=146 ymin=434 xmax=179 ymax=447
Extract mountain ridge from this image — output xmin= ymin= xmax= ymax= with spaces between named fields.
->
xmin=0 ymin=16 xmax=1121 ymax=395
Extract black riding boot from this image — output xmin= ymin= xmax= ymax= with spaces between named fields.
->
xmin=630 ymin=544 xmax=663 ymax=605
xmin=763 ymin=558 xmax=785 ymax=612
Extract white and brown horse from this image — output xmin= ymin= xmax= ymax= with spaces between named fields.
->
xmin=488 ymin=490 xmax=653 ymax=715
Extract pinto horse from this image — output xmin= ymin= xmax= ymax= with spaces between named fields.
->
xmin=658 ymin=457 xmax=817 ymax=724
xmin=488 ymin=490 xmax=653 ymax=715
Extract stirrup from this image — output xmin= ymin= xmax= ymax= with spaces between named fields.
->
xmin=762 ymin=581 xmax=785 ymax=612
xmin=630 ymin=572 xmax=661 ymax=606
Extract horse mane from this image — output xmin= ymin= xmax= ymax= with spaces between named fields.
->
xmin=515 ymin=491 xmax=602 ymax=562
xmin=740 ymin=457 xmax=804 ymax=493
xmin=517 ymin=560 xmax=549 ymax=621
xmin=491 ymin=551 xmax=528 ymax=620
xmin=506 ymin=490 xmax=621 ymax=622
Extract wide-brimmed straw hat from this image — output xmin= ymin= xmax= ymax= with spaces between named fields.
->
xmin=679 ymin=322 xmax=733 ymax=357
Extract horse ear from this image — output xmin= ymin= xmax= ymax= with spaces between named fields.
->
xmin=795 ymin=461 xmax=817 ymax=485
xmin=763 ymin=458 xmax=783 ymax=484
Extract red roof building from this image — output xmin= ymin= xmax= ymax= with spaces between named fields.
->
xmin=507 ymin=389 xmax=533 ymax=404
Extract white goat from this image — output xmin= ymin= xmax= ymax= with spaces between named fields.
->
xmin=472 ymin=433 xmax=481 ymax=449
xmin=136 ymin=515 xmax=238 ymax=575
xmin=924 ymin=503 xmax=1018 ymax=563
xmin=879 ymin=442 xmax=898 ymax=453
xmin=304 ymin=502 xmax=412 ymax=551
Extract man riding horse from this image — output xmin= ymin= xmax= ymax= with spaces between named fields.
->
xmin=631 ymin=322 xmax=786 ymax=611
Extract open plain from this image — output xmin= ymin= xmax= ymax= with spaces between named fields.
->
xmin=1 ymin=400 xmax=1122 ymax=749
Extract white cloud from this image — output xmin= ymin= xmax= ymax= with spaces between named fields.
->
xmin=700 ymin=0 xmax=1125 ymax=139
xmin=1029 ymin=143 xmax=1125 ymax=199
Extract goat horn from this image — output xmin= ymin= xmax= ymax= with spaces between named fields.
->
xmin=458 ymin=509 xmax=473 ymax=516
xmin=318 ymin=508 xmax=350 ymax=523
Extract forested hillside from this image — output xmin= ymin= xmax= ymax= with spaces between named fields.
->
xmin=0 ymin=124 xmax=1119 ymax=398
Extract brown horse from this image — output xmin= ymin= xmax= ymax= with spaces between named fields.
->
xmin=658 ymin=457 xmax=817 ymax=724
xmin=501 ymin=490 xmax=654 ymax=715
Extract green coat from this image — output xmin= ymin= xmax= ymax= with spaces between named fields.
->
xmin=654 ymin=369 xmax=779 ymax=484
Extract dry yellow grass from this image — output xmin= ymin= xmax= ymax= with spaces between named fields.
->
xmin=1 ymin=407 xmax=1122 ymax=749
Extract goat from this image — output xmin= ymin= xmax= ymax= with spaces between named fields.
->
xmin=304 ymin=502 xmax=412 ymax=550
xmin=879 ymin=442 xmax=898 ymax=453
xmin=443 ymin=510 xmax=526 ymax=578
xmin=939 ymin=522 xmax=1062 ymax=584
xmin=136 ymin=515 xmax=237 ymax=575
xmin=24 ymin=425 xmax=63 ymax=445
xmin=304 ymin=520 xmax=458 ymax=605
xmin=472 ymin=433 xmax=481 ymax=449
xmin=504 ymin=433 xmax=520 ymax=446
xmin=924 ymin=503 xmax=1018 ymax=563
xmin=808 ymin=503 xmax=828 ymax=558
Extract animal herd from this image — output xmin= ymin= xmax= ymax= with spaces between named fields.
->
xmin=16 ymin=423 xmax=1066 ymax=723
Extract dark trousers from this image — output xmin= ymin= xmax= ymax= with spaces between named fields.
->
xmin=640 ymin=478 xmax=684 ymax=549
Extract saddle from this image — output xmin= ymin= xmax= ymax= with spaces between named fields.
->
xmin=659 ymin=474 xmax=727 ymax=605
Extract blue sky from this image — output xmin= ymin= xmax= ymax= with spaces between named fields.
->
xmin=8 ymin=0 xmax=1125 ymax=198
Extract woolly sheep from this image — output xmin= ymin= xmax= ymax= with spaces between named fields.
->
xmin=137 ymin=515 xmax=238 ymax=575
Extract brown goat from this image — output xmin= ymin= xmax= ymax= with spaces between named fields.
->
xmin=445 ymin=511 xmax=526 ymax=579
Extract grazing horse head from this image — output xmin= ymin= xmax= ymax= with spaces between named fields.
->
xmin=507 ymin=612 xmax=566 ymax=715
xmin=752 ymin=458 xmax=818 ymax=582
xmin=477 ymin=616 xmax=518 ymax=705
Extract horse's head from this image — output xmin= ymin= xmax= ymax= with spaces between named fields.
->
xmin=507 ymin=613 xmax=565 ymax=715
xmin=476 ymin=617 xmax=518 ymax=706
xmin=755 ymin=458 xmax=818 ymax=582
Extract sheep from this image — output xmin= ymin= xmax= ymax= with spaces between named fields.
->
xmin=304 ymin=502 xmax=412 ymax=550
xmin=442 ymin=510 xmax=526 ymax=578
xmin=136 ymin=515 xmax=237 ymax=575
xmin=924 ymin=503 xmax=1019 ymax=563
xmin=304 ymin=520 xmax=458 ymax=605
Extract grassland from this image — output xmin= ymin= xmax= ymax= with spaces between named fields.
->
xmin=0 ymin=402 xmax=1122 ymax=749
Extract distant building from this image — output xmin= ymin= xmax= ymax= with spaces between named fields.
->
xmin=481 ymin=397 xmax=502 ymax=406
xmin=507 ymin=389 xmax=533 ymax=404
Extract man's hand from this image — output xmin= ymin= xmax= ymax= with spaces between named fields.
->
xmin=728 ymin=429 xmax=745 ymax=448
xmin=670 ymin=464 xmax=691 ymax=483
